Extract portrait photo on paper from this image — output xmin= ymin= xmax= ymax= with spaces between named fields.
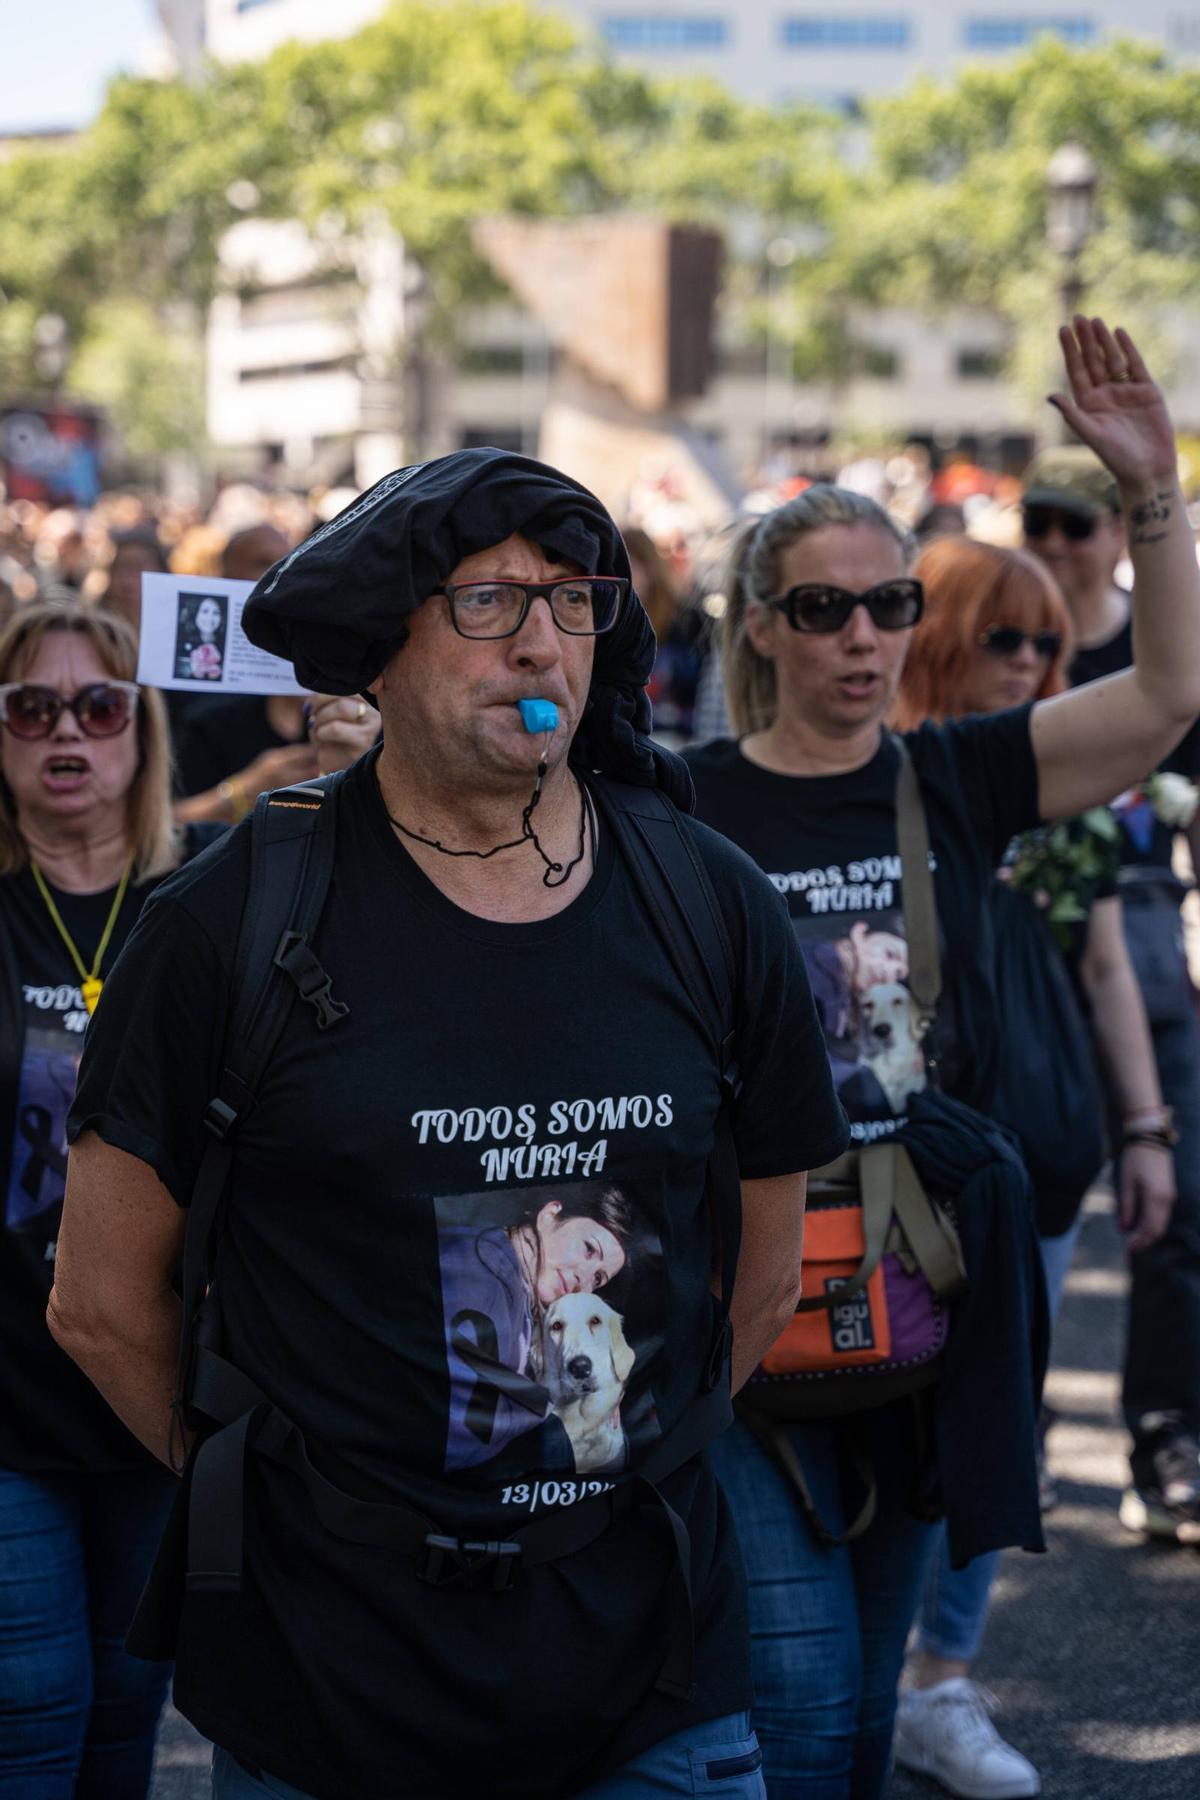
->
xmin=173 ymin=590 xmax=228 ymax=683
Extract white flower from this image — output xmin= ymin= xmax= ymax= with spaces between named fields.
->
xmin=1146 ymin=772 xmax=1200 ymax=828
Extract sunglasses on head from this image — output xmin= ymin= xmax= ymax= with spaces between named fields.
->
xmin=764 ymin=578 xmax=924 ymax=634
xmin=0 ymin=681 xmax=139 ymax=741
xmin=978 ymin=625 xmax=1064 ymax=661
xmin=1021 ymin=505 xmax=1097 ymax=543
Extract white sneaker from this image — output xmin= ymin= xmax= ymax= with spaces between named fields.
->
xmin=893 ymin=1678 xmax=1041 ymax=1799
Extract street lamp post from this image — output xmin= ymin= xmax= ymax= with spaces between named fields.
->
xmin=1046 ymin=140 xmax=1099 ymax=320
xmin=32 ymin=313 xmax=71 ymax=390
xmin=763 ymin=236 xmax=796 ymax=475
xmin=1046 ymin=141 xmax=1098 ymax=441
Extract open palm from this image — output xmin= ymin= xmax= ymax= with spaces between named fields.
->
xmin=1052 ymin=317 xmax=1177 ymax=488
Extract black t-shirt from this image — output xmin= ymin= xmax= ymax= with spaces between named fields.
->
xmin=685 ymin=711 xmax=1042 ymax=1141
xmin=1071 ymin=618 xmax=1200 ymax=872
xmin=172 ymin=695 xmax=293 ymax=798
xmin=0 ymin=868 xmax=155 ymax=1470
xmin=68 ymin=755 xmax=846 ymax=1800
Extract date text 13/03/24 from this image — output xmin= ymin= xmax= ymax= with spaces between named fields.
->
xmin=500 ymin=1478 xmax=616 ymax=1511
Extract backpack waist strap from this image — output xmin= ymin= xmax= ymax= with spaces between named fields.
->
xmin=184 ymin=1344 xmax=731 ymax=1702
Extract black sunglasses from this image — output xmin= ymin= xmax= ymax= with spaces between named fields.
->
xmin=1021 ymin=505 xmax=1097 ymax=543
xmin=0 ymin=680 xmax=140 ymax=740
xmin=441 ymin=577 xmax=628 ymax=640
xmin=765 ymin=578 xmax=924 ymax=634
xmin=979 ymin=625 xmax=1064 ymax=661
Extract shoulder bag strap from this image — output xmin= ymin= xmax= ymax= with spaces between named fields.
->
xmin=892 ymin=735 xmax=943 ymax=1068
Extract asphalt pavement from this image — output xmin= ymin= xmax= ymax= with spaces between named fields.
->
xmin=892 ymin=1187 xmax=1200 ymax=1800
xmin=152 ymin=1189 xmax=1200 ymax=1800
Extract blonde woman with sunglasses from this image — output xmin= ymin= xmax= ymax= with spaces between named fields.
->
xmin=684 ymin=318 xmax=1200 ymax=1798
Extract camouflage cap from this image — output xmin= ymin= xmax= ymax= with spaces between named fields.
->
xmin=1021 ymin=446 xmax=1119 ymax=518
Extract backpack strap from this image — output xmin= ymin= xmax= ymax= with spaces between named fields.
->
xmin=172 ymin=774 xmax=349 ymax=1465
xmin=589 ymin=779 xmax=742 ymax=1387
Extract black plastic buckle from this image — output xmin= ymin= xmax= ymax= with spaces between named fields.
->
xmin=417 ymin=1534 xmax=521 ymax=1592
xmin=273 ymin=932 xmax=349 ymax=1031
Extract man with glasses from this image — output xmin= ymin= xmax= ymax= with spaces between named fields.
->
xmin=52 ymin=450 xmax=847 ymax=1799
xmin=1023 ymin=445 xmax=1200 ymax=1545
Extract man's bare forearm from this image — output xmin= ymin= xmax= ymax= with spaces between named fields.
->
xmin=727 ymin=1275 xmax=800 ymax=1393
xmin=723 ymin=1172 xmax=808 ymax=1392
xmin=47 ymin=1284 xmax=185 ymax=1469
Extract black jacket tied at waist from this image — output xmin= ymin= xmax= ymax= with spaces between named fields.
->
xmin=899 ymin=1089 xmax=1049 ymax=1567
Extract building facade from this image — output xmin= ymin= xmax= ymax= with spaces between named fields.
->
xmin=196 ymin=0 xmax=1200 ymax=101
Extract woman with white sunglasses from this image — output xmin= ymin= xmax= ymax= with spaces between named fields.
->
xmin=0 ymin=602 xmax=196 ymax=1799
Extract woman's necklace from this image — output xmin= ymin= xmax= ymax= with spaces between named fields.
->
xmin=29 ymin=855 xmax=134 ymax=1015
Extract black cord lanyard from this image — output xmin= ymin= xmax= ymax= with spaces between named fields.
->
xmin=387 ymin=741 xmax=595 ymax=890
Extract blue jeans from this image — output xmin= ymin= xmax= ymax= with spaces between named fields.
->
xmin=914 ymin=1220 xmax=1080 ymax=1663
xmin=0 ymin=1463 xmax=175 ymax=1799
xmin=1125 ymin=1007 xmax=1200 ymax=1449
xmin=709 ymin=1407 xmax=937 ymax=1799
xmin=212 ymin=1713 xmax=766 ymax=1798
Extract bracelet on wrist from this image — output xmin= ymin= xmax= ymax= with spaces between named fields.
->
xmin=1123 ymin=1104 xmax=1175 ymax=1132
xmin=1122 ymin=1129 xmax=1178 ymax=1152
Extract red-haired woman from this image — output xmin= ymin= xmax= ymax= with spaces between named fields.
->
xmin=890 ymin=537 xmax=1174 ymax=1799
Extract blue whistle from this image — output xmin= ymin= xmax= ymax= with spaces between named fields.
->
xmin=518 ymin=698 xmax=559 ymax=734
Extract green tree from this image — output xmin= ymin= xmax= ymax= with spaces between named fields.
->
xmin=0 ymin=1 xmax=838 ymax=452
xmin=70 ymin=301 xmax=206 ymax=463
xmin=0 ymin=2 xmax=834 ymax=326
xmin=779 ymin=36 xmax=1200 ymax=401
xmin=4 ymin=13 xmax=1197 ymax=465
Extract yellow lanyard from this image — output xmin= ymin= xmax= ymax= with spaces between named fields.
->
xmin=29 ymin=856 xmax=134 ymax=1016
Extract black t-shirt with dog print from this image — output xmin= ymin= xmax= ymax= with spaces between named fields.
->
xmin=68 ymin=751 xmax=846 ymax=1800
xmin=685 ymin=709 xmax=1042 ymax=1140
xmin=0 ymin=870 xmax=150 ymax=1473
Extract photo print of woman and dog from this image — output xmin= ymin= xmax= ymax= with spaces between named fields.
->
xmin=796 ymin=912 xmax=939 ymax=1128
xmin=436 ymin=1181 xmax=663 ymax=1484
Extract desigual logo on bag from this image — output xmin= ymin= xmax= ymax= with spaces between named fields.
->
xmin=825 ymin=1277 xmax=876 ymax=1354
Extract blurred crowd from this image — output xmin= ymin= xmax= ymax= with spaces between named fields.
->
xmin=1 ymin=437 xmax=1176 ymax=768
xmin=4 ymin=383 xmax=1200 ymax=1800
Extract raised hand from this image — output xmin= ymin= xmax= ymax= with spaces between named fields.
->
xmin=1050 ymin=317 xmax=1177 ymax=491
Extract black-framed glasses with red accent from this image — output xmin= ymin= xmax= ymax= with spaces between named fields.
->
xmin=764 ymin=578 xmax=924 ymax=635
xmin=441 ymin=577 xmax=628 ymax=640
xmin=0 ymin=680 xmax=140 ymax=740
